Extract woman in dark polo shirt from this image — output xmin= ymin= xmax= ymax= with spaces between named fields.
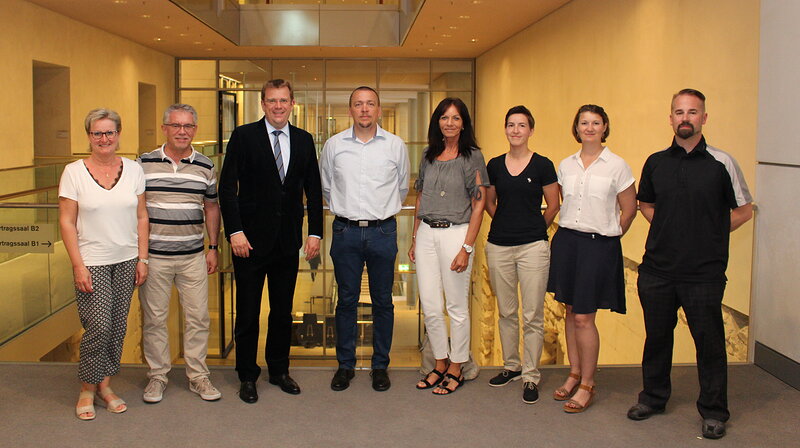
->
xmin=409 ymin=97 xmax=488 ymax=395
xmin=484 ymin=105 xmax=560 ymax=404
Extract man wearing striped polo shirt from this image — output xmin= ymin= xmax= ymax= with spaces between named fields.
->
xmin=137 ymin=104 xmax=222 ymax=403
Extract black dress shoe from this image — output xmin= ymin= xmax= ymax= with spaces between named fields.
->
xmin=627 ymin=402 xmax=664 ymax=421
xmin=371 ymin=369 xmax=391 ymax=392
xmin=702 ymin=419 xmax=726 ymax=439
xmin=331 ymin=368 xmax=355 ymax=391
xmin=268 ymin=373 xmax=301 ymax=395
xmin=239 ymin=381 xmax=258 ymax=404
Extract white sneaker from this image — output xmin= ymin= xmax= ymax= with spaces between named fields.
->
xmin=143 ymin=378 xmax=166 ymax=403
xmin=190 ymin=376 xmax=222 ymax=401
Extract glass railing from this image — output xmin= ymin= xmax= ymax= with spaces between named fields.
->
xmin=0 ymin=154 xmax=753 ymax=368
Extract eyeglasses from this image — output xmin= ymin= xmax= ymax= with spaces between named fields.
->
xmin=264 ymin=98 xmax=291 ymax=105
xmin=88 ymin=130 xmax=119 ymax=140
xmin=164 ymin=123 xmax=197 ymax=131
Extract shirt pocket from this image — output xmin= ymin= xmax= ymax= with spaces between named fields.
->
xmin=588 ymin=175 xmax=613 ymax=199
xmin=561 ymin=174 xmax=579 ymax=198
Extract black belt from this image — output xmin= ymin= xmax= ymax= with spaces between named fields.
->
xmin=422 ymin=218 xmax=452 ymax=228
xmin=560 ymin=227 xmax=619 ymax=240
xmin=335 ymin=216 xmax=395 ymax=227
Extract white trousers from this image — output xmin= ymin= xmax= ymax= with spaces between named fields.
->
xmin=485 ymin=240 xmax=549 ymax=383
xmin=415 ymin=222 xmax=473 ymax=364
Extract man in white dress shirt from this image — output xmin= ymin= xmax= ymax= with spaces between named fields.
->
xmin=320 ymin=86 xmax=410 ymax=392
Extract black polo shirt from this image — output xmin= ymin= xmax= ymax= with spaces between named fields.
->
xmin=637 ymin=136 xmax=750 ymax=283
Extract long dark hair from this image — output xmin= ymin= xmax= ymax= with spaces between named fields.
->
xmin=425 ymin=97 xmax=480 ymax=162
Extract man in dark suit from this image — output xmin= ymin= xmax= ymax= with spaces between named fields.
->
xmin=219 ymin=79 xmax=323 ymax=403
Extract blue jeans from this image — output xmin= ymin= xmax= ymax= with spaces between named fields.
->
xmin=330 ymin=218 xmax=398 ymax=369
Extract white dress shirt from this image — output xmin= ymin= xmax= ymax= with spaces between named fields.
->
xmin=557 ymin=147 xmax=635 ymax=237
xmin=320 ymin=125 xmax=410 ymax=220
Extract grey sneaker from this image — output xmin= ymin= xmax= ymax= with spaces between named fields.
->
xmin=522 ymin=381 xmax=540 ymax=404
xmin=488 ymin=369 xmax=522 ymax=387
xmin=143 ymin=378 xmax=166 ymax=403
xmin=190 ymin=376 xmax=222 ymax=401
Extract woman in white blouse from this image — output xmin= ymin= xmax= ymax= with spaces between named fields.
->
xmin=547 ymin=104 xmax=637 ymax=413
xmin=59 ymin=109 xmax=149 ymax=420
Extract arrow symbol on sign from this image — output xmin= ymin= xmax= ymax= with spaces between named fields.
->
xmin=43 ymin=241 xmax=52 ymax=247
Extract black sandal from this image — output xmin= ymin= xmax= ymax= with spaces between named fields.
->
xmin=433 ymin=373 xmax=464 ymax=395
xmin=416 ymin=368 xmax=446 ymax=390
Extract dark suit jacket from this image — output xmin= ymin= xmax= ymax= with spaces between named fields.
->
xmin=219 ymin=118 xmax=323 ymax=255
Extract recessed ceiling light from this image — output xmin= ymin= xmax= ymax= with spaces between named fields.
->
xmin=427 ymin=48 xmax=434 ymax=52
xmin=449 ymin=26 xmax=458 ymax=30
xmin=113 ymin=0 xmax=127 ymax=4
xmin=470 ymin=38 xmax=478 ymax=43
xmin=472 ymin=0 xmax=483 ymax=4
xmin=434 ymin=42 xmax=442 ymax=46
xmin=458 ymin=15 xmax=470 ymax=19
xmin=179 ymin=33 xmax=188 ymax=37
xmin=163 ymin=25 xmax=172 ymax=30
xmin=193 ymin=41 xmax=202 ymax=45
xmin=153 ymin=37 xmax=163 ymax=42
xmin=441 ymin=34 xmax=452 ymax=38
xmin=141 ymin=14 xmax=151 ymax=19
xmin=205 ymin=48 xmax=213 ymax=51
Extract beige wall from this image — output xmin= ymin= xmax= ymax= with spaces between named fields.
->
xmin=0 ymin=0 xmax=175 ymax=169
xmin=475 ymin=0 xmax=758 ymax=315
xmin=753 ymin=0 xmax=800 ymax=363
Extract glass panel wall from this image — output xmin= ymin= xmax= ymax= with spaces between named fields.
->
xmin=177 ymin=57 xmax=473 ymax=368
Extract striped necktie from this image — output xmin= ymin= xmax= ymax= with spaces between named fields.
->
xmin=272 ymin=130 xmax=285 ymax=183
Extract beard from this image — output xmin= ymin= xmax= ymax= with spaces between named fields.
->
xmin=675 ymin=122 xmax=695 ymax=139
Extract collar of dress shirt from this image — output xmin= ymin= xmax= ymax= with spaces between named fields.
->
xmin=568 ymin=146 xmax=611 ymax=165
xmin=264 ymin=118 xmax=290 ymax=137
xmin=346 ymin=124 xmax=387 ymax=144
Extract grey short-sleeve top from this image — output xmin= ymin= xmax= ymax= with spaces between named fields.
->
xmin=415 ymin=147 xmax=489 ymax=224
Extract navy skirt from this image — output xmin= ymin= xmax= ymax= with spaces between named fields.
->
xmin=547 ymin=227 xmax=626 ymax=314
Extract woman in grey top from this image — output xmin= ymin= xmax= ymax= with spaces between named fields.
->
xmin=409 ymin=98 xmax=488 ymax=395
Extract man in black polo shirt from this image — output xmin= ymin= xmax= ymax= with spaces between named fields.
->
xmin=627 ymin=89 xmax=753 ymax=440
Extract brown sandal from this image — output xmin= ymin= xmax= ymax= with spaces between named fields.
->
xmin=563 ymin=384 xmax=596 ymax=413
xmin=553 ymin=372 xmax=581 ymax=401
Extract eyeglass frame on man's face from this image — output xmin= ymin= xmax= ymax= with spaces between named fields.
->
xmin=163 ymin=123 xmax=197 ymax=132
xmin=88 ymin=130 xmax=119 ymax=140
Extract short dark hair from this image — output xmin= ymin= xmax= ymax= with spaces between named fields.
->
xmin=425 ymin=97 xmax=480 ymax=162
xmin=671 ymin=88 xmax=706 ymax=110
xmin=505 ymin=105 xmax=535 ymax=129
xmin=261 ymin=79 xmax=294 ymax=101
xmin=349 ymin=86 xmax=380 ymax=106
xmin=572 ymin=104 xmax=610 ymax=143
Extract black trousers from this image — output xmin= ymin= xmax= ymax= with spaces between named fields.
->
xmin=636 ymin=270 xmax=729 ymax=421
xmin=233 ymin=248 xmax=299 ymax=381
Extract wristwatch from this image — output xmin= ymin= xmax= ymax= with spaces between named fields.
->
xmin=208 ymin=245 xmax=218 ymax=250
xmin=138 ymin=258 xmax=149 ymax=265
xmin=462 ymin=243 xmax=474 ymax=254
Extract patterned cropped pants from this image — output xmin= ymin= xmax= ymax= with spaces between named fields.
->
xmin=75 ymin=258 xmax=137 ymax=384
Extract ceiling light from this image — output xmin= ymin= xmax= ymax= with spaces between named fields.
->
xmin=434 ymin=42 xmax=442 ymax=46
xmin=449 ymin=26 xmax=458 ymax=30
xmin=179 ymin=33 xmax=188 ymax=37
xmin=458 ymin=15 xmax=470 ymax=19
xmin=163 ymin=25 xmax=172 ymax=30
xmin=205 ymin=48 xmax=213 ymax=51
xmin=193 ymin=41 xmax=202 ymax=45
xmin=441 ymin=34 xmax=452 ymax=38
xmin=470 ymin=38 xmax=478 ymax=43
xmin=113 ymin=0 xmax=127 ymax=4
xmin=141 ymin=14 xmax=151 ymax=19
xmin=153 ymin=37 xmax=163 ymax=42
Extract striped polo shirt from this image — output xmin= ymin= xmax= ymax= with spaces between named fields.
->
xmin=138 ymin=145 xmax=218 ymax=256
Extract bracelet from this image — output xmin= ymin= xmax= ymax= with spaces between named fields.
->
xmin=208 ymin=245 xmax=218 ymax=250
xmin=138 ymin=258 xmax=149 ymax=265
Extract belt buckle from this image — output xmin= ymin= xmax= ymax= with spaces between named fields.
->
xmin=358 ymin=220 xmax=369 ymax=227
